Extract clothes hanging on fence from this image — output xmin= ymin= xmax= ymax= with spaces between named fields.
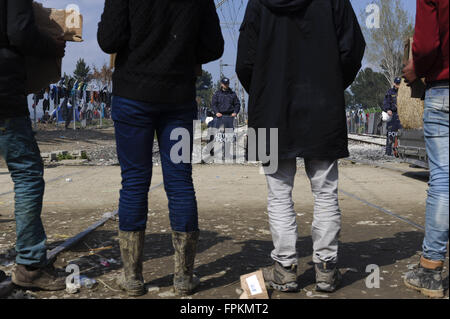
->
xmin=43 ymin=91 xmax=50 ymax=113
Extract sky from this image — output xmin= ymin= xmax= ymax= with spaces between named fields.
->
xmin=39 ymin=0 xmax=416 ymax=82
xmin=31 ymin=0 xmax=417 ymax=116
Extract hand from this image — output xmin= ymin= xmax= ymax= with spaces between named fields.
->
xmin=231 ymin=113 xmax=237 ymax=117
xmin=55 ymin=37 xmax=66 ymax=58
xmin=388 ymin=110 xmax=393 ymax=116
xmin=216 ymin=113 xmax=223 ymax=118
xmin=402 ymin=59 xmax=417 ymax=84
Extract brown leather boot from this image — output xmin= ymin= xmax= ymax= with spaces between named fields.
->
xmin=11 ymin=264 xmax=66 ymax=291
xmin=172 ymin=231 xmax=200 ymax=296
xmin=404 ymin=256 xmax=445 ymax=298
xmin=116 ymin=230 xmax=146 ymax=297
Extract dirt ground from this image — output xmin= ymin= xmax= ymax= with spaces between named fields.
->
xmin=0 ymin=127 xmax=448 ymax=299
xmin=33 ymin=124 xmax=116 ymax=154
xmin=1 ymin=154 xmax=448 ymax=299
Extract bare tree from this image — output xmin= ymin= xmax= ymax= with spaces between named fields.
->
xmin=361 ymin=0 xmax=414 ymax=85
xmin=91 ymin=63 xmax=113 ymax=90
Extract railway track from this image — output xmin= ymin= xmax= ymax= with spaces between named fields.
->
xmin=348 ymin=133 xmax=386 ymax=146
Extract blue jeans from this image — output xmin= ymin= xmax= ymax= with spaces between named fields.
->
xmin=215 ymin=116 xmax=235 ymax=130
xmin=0 ymin=116 xmax=47 ymax=266
xmin=422 ymin=85 xmax=449 ymax=261
xmin=112 ymin=96 xmax=199 ymax=233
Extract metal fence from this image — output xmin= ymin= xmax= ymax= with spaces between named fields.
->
xmin=347 ymin=112 xmax=387 ymax=136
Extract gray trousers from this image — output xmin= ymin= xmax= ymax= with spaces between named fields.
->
xmin=264 ymin=159 xmax=341 ymax=266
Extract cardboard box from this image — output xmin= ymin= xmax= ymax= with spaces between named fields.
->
xmin=239 ymin=270 xmax=269 ymax=299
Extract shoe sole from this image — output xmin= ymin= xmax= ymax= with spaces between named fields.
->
xmin=174 ymin=284 xmax=199 ymax=296
xmin=403 ymin=278 xmax=444 ymax=298
xmin=315 ymin=283 xmax=338 ymax=293
xmin=174 ymin=289 xmax=195 ymax=296
xmin=11 ymin=274 xmax=65 ymax=291
xmin=315 ymin=269 xmax=342 ymax=293
xmin=118 ymin=283 xmax=146 ymax=297
xmin=126 ymin=290 xmax=146 ymax=297
xmin=268 ymin=281 xmax=299 ymax=292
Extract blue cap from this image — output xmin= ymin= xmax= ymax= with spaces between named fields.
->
xmin=221 ymin=78 xmax=230 ymax=85
xmin=394 ymin=77 xmax=402 ymax=84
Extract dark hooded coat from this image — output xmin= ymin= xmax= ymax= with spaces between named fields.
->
xmin=236 ymin=0 xmax=365 ymax=160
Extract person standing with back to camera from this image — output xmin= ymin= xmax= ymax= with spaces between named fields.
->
xmin=0 ymin=0 xmax=66 ymax=290
xmin=98 ymin=0 xmax=224 ymax=296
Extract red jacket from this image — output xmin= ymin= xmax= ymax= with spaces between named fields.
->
xmin=413 ymin=0 xmax=449 ymax=82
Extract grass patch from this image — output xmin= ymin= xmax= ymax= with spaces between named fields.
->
xmin=56 ymin=153 xmax=75 ymax=161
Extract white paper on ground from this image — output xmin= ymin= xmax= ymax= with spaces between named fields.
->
xmin=246 ymin=275 xmax=263 ymax=295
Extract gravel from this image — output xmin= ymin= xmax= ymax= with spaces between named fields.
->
xmin=348 ymin=141 xmax=402 ymax=163
xmin=40 ymin=129 xmax=400 ymax=167
xmin=84 ymin=140 xmax=399 ymax=167
xmin=85 ymin=142 xmax=161 ymax=166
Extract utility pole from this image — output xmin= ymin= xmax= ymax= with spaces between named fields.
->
xmin=220 ymin=60 xmax=233 ymax=79
xmin=215 ymin=0 xmax=229 ymax=9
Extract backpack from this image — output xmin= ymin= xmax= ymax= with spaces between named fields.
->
xmin=0 ymin=0 xmax=8 ymax=47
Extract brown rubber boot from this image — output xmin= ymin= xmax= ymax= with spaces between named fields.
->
xmin=404 ymin=256 xmax=445 ymax=298
xmin=11 ymin=263 xmax=66 ymax=291
xmin=117 ymin=230 xmax=146 ymax=297
xmin=172 ymin=231 xmax=200 ymax=296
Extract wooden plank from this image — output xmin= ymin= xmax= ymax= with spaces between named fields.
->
xmin=47 ymin=210 xmax=118 ymax=260
xmin=0 ymin=211 xmax=118 ymax=298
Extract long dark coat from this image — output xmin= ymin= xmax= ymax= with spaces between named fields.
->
xmin=236 ymin=0 xmax=365 ymax=160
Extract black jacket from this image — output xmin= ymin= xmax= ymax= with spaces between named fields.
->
xmin=383 ymin=87 xmax=398 ymax=113
xmin=211 ymin=88 xmax=241 ymax=115
xmin=0 ymin=0 xmax=60 ymax=119
xmin=236 ymin=0 xmax=365 ymax=160
xmin=383 ymin=87 xmax=401 ymax=131
xmin=97 ymin=0 xmax=224 ymax=106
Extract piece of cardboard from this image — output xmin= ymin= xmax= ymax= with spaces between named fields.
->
xmin=26 ymin=2 xmax=83 ymax=94
xmin=33 ymin=2 xmax=83 ymax=42
xmin=240 ymin=270 xmax=269 ymax=299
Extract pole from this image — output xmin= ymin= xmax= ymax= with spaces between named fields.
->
xmin=216 ymin=0 xmax=228 ymax=9
xmin=73 ymin=95 xmax=76 ymax=131
xmin=34 ymin=97 xmax=37 ymax=129
xmin=56 ymin=87 xmax=59 ymax=127
xmin=100 ymin=103 xmax=103 ymax=128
